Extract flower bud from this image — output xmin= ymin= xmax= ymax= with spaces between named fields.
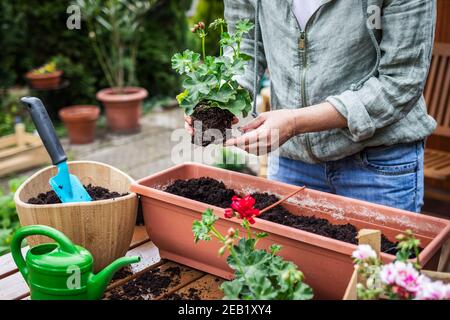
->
xmin=198 ymin=22 xmax=205 ymax=30
xmin=190 ymin=27 xmax=197 ymax=33
xmin=281 ymin=270 xmax=290 ymax=282
xmin=225 ymin=238 xmax=234 ymax=247
xmin=227 ymin=228 xmax=236 ymax=237
xmin=218 ymin=246 xmax=226 ymax=256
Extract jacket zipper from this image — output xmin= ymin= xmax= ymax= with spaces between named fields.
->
xmin=298 ymin=30 xmax=321 ymax=163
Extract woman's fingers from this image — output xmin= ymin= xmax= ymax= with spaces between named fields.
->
xmin=184 ymin=115 xmax=193 ymax=125
xmin=239 ymin=114 xmax=266 ymax=133
xmin=185 ymin=121 xmax=194 ymax=135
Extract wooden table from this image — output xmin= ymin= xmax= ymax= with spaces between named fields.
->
xmin=0 ymin=226 xmax=225 ymax=300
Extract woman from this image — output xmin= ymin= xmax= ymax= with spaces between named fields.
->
xmin=185 ymin=0 xmax=436 ymax=213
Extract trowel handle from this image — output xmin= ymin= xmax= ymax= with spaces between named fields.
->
xmin=11 ymin=225 xmax=78 ymax=282
xmin=21 ymin=97 xmax=67 ymax=165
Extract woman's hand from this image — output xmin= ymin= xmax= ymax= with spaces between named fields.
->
xmin=224 ymin=110 xmax=298 ymax=155
xmin=224 ymin=103 xmax=347 ymax=155
xmin=184 ymin=115 xmax=239 ymax=135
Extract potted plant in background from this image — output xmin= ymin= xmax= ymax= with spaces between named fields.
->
xmin=76 ymin=0 xmax=153 ymax=133
xmin=59 ymin=105 xmax=100 ymax=144
xmin=172 ymin=19 xmax=253 ymax=146
xmin=25 ymin=58 xmax=63 ymax=90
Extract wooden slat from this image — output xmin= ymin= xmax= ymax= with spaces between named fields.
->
xmin=343 ymin=229 xmax=381 ymax=300
xmin=130 ymin=226 xmax=149 ymax=248
xmin=105 ymin=261 xmax=205 ymax=300
xmin=0 ymin=247 xmax=29 ymax=280
xmin=168 ymin=274 xmax=225 ymax=300
xmin=0 ymin=272 xmax=29 ymax=300
xmin=430 ymin=57 xmax=446 ymax=121
xmin=424 ymin=56 xmax=438 ymax=107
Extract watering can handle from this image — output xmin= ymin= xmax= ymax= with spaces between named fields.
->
xmin=20 ymin=97 xmax=67 ymax=166
xmin=11 ymin=225 xmax=77 ymax=282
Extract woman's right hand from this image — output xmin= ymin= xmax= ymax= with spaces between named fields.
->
xmin=184 ymin=115 xmax=239 ymax=136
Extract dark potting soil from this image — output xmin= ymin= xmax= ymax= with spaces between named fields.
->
xmin=27 ymin=184 xmax=128 ymax=205
xmin=108 ymin=266 xmax=182 ymax=300
xmin=165 ymin=178 xmax=404 ymax=255
xmin=191 ymin=104 xmax=234 ymax=147
xmin=164 ymin=177 xmax=236 ymax=209
xmin=166 ymin=288 xmax=202 ymax=300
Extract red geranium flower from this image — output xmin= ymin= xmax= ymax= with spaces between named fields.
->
xmin=224 ymin=208 xmax=234 ymax=219
xmin=223 ymin=195 xmax=260 ymax=224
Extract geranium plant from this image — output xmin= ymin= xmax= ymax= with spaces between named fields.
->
xmin=172 ymin=19 xmax=253 ymax=146
xmin=352 ymin=230 xmax=449 ymax=300
xmin=192 ymin=195 xmax=313 ymax=300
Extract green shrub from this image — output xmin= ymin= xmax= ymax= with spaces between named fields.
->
xmin=0 ymin=0 xmax=193 ymax=100
xmin=0 ymin=177 xmax=26 ymax=256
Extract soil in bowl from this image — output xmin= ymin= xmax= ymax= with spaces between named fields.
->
xmin=27 ymin=184 xmax=128 ymax=205
xmin=164 ymin=178 xmax=417 ymax=255
xmin=191 ymin=104 xmax=234 ymax=147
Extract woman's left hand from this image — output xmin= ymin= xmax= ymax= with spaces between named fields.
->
xmin=225 ymin=110 xmax=298 ymax=155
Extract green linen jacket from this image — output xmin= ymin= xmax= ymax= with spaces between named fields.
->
xmin=224 ymin=0 xmax=437 ymax=163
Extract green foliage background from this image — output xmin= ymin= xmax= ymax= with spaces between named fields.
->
xmin=0 ymin=0 xmax=194 ymax=101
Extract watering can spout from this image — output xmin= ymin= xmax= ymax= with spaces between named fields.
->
xmin=87 ymin=256 xmax=140 ymax=300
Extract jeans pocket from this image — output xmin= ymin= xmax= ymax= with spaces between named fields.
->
xmin=361 ymin=143 xmax=420 ymax=176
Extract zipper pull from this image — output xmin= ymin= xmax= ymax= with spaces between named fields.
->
xmin=299 ymin=32 xmax=306 ymax=50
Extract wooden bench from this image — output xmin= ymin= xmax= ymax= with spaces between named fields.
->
xmin=424 ymin=42 xmax=450 ymax=181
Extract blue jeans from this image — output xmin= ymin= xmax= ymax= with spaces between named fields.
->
xmin=268 ymin=141 xmax=425 ymax=213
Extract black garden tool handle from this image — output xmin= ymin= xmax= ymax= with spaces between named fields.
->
xmin=21 ymin=97 xmax=67 ymax=165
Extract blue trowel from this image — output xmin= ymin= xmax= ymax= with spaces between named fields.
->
xmin=21 ymin=97 xmax=92 ymax=203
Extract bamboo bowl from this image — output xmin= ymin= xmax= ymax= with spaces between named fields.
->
xmin=14 ymin=161 xmax=138 ymax=272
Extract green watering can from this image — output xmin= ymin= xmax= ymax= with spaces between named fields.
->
xmin=11 ymin=225 xmax=140 ymax=300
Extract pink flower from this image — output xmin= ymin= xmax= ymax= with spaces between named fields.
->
xmin=380 ymin=261 xmax=422 ymax=298
xmin=415 ymin=277 xmax=450 ymax=300
xmin=352 ymin=244 xmax=377 ymax=261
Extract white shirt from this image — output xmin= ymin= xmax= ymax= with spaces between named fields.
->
xmin=293 ymin=0 xmax=323 ymax=30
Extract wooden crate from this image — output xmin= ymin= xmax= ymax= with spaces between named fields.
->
xmin=0 ymin=124 xmax=50 ymax=177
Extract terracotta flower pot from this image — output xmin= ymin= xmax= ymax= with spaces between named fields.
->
xmin=15 ymin=161 xmax=138 ymax=272
xmin=96 ymin=87 xmax=148 ymax=133
xmin=131 ymin=163 xmax=450 ymax=300
xmin=25 ymin=70 xmax=63 ymax=90
xmin=59 ymin=105 xmax=100 ymax=144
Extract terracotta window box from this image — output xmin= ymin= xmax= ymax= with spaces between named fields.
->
xmin=131 ymin=163 xmax=450 ymax=300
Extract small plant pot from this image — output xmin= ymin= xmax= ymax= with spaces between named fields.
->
xmin=59 ymin=105 xmax=100 ymax=145
xmin=96 ymin=87 xmax=148 ymax=133
xmin=15 ymin=161 xmax=138 ymax=272
xmin=25 ymin=70 xmax=63 ymax=90
xmin=131 ymin=163 xmax=450 ymax=300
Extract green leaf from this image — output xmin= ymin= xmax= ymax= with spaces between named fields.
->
xmin=292 ymin=282 xmax=314 ymax=300
xmin=269 ymin=244 xmax=282 ymax=255
xmin=183 ymin=74 xmax=218 ymax=96
xmin=171 ymin=50 xmax=201 ymax=75
xmin=192 ymin=209 xmax=219 ymax=243
xmin=235 ymin=19 xmax=254 ymax=35
xmin=221 ymin=279 xmax=243 ymax=300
